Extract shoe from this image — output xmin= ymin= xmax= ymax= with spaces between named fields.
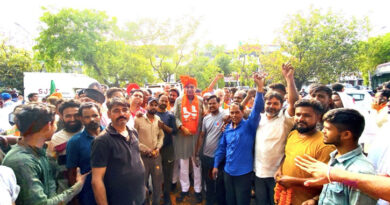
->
xmin=163 ymin=193 xmax=172 ymax=205
xmin=176 ymin=192 xmax=188 ymax=203
xmin=195 ymin=192 xmax=202 ymax=203
xmin=171 ymin=183 xmax=177 ymax=192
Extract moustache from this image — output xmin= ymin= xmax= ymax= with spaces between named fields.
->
xmin=159 ymin=104 xmax=167 ymax=109
xmin=116 ymin=116 xmax=128 ymax=122
xmin=86 ymin=121 xmax=100 ymax=130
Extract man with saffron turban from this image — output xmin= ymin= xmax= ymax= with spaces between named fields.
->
xmin=173 ymin=75 xmax=204 ymax=203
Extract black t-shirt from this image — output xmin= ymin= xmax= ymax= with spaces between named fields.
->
xmin=91 ymin=124 xmax=145 ymax=205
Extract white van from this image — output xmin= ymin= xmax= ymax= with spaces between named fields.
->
xmin=24 ymin=72 xmax=99 ymax=99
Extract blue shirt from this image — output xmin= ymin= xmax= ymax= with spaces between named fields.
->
xmin=66 ymin=127 xmax=103 ymax=205
xmin=319 ymin=146 xmax=377 ymax=205
xmin=214 ymin=92 xmax=264 ymax=176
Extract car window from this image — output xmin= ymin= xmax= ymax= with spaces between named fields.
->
xmin=347 ymin=93 xmax=364 ymax=101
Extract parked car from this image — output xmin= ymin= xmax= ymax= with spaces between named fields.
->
xmin=345 ymin=90 xmax=373 ymax=114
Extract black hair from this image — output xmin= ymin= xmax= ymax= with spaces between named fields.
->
xmin=88 ymin=82 xmax=102 ymax=91
xmin=58 ymin=100 xmax=81 ymax=115
xmin=383 ymin=82 xmax=390 ymax=90
xmin=78 ymin=102 xmax=101 ymax=116
xmin=331 ymin=83 xmax=344 ymax=92
xmin=14 ymin=103 xmax=56 ymax=136
xmin=230 ymin=87 xmax=237 ymax=96
xmin=107 ymin=97 xmax=130 ymax=110
xmin=294 ymin=99 xmax=325 ymax=116
xmin=323 ymin=108 xmax=365 ymax=142
xmin=378 ymin=89 xmax=390 ymax=99
xmin=130 ymin=89 xmax=144 ymax=96
xmin=106 ymin=87 xmax=125 ymax=99
xmin=208 ymin=95 xmax=221 ymax=103
xmin=230 ymin=102 xmax=244 ymax=111
xmin=268 ymin=83 xmax=286 ymax=95
xmin=158 ymin=93 xmax=168 ymax=100
xmin=309 ymin=84 xmax=332 ymax=98
xmin=169 ymin=88 xmax=180 ymax=97
xmin=27 ymin=93 xmax=38 ymax=100
xmin=264 ymin=91 xmax=284 ymax=104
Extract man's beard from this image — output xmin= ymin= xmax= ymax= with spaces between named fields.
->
xmin=85 ymin=121 xmax=100 ymax=131
xmin=148 ymin=109 xmax=157 ymax=115
xmin=265 ymin=107 xmax=280 ymax=118
xmin=296 ymin=123 xmax=317 ymax=134
xmin=64 ymin=120 xmax=82 ymax=133
xmin=159 ymin=104 xmax=167 ymax=110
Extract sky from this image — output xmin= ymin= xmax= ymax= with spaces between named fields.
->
xmin=1 ymin=0 xmax=389 ymax=50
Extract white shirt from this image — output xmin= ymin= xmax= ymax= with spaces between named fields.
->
xmin=0 ymin=166 xmax=20 ymax=205
xmin=254 ymin=109 xmax=294 ymax=178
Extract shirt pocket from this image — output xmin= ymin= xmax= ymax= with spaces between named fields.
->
xmin=327 ymin=183 xmax=345 ymax=204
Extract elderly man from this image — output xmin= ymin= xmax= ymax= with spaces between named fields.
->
xmin=213 ymin=73 xmax=265 ymax=205
xmin=174 ymin=75 xmax=204 ymax=203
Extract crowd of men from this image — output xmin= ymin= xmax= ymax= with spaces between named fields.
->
xmin=1 ymin=63 xmax=390 ymax=205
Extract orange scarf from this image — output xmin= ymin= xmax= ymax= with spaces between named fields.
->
xmin=372 ymin=103 xmax=387 ymax=112
xmin=181 ymin=94 xmax=199 ymax=134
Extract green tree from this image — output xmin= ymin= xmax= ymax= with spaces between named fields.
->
xmin=0 ymin=40 xmax=35 ymax=91
xmin=230 ymin=43 xmax=261 ymax=87
xmin=214 ymin=53 xmax=233 ymax=75
xmin=85 ymin=41 xmax=154 ymax=87
xmin=119 ymin=17 xmax=200 ymax=82
xmin=358 ymin=33 xmax=390 ymax=84
xmin=259 ymin=50 xmax=289 ymax=84
xmin=278 ymin=8 xmax=366 ymax=88
xmin=34 ymin=8 xmax=116 ymax=84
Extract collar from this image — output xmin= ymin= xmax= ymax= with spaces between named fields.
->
xmin=227 ymin=119 xmax=244 ymax=131
xmin=81 ymin=126 xmax=105 ymax=138
xmin=142 ymin=113 xmax=158 ymax=122
xmin=17 ymin=143 xmax=46 ymax=157
xmin=106 ymin=123 xmax=134 ymax=138
xmin=330 ymin=145 xmax=363 ymax=164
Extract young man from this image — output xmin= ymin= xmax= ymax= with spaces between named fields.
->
xmin=67 ymin=102 xmax=104 ymax=205
xmin=27 ymin=93 xmax=39 ymax=103
xmin=106 ymin=87 xmax=125 ymax=100
xmin=173 ymin=75 xmax=204 ymax=203
xmin=91 ymin=98 xmax=145 ymax=205
xmin=47 ymin=100 xmax=83 ymax=193
xmin=168 ymin=88 xmax=180 ymax=190
xmin=127 ymin=89 xmax=146 ymax=128
xmin=213 ymin=73 xmax=265 ymax=205
xmin=309 ymin=84 xmax=334 ymax=113
xmin=275 ymin=99 xmax=335 ymax=205
xmin=195 ymin=95 xmax=227 ymax=205
xmin=168 ymin=88 xmax=180 ymax=112
xmin=2 ymin=103 xmax=87 ymax=204
xmin=156 ymin=94 xmax=177 ymax=205
xmin=134 ymin=98 xmax=164 ymax=205
xmin=254 ymin=63 xmax=298 ymax=205
xmin=317 ymin=108 xmax=377 ymax=205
